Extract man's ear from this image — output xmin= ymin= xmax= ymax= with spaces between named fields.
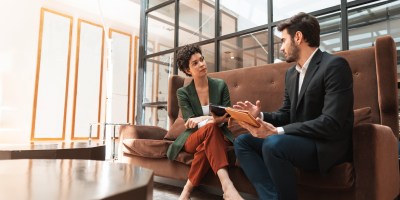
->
xmin=295 ymin=31 xmax=303 ymax=44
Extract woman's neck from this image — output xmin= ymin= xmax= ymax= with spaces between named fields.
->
xmin=193 ymin=75 xmax=208 ymax=88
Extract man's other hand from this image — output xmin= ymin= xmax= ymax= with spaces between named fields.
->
xmin=233 ymin=100 xmax=262 ymax=119
xmin=241 ymin=118 xmax=278 ymax=139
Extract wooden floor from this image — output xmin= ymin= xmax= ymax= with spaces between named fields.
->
xmin=154 ymin=182 xmax=224 ymax=200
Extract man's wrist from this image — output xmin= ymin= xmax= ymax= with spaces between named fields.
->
xmin=276 ymin=127 xmax=285 ymax=134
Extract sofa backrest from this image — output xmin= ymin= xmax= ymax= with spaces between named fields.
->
xmin=167 ymin=36 xmax=398 ymax=138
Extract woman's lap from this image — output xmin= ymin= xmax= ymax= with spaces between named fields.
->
xmin=183 ymin=123 xmax=230 ymax=154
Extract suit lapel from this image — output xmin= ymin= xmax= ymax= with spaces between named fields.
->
xmin=296 ymin=49 xmax=323 ymax=109
xmin=188 ymin=79 xmax=204 ymax=116
xmin=290 ymin=70 xmax=299 ymax=122
xmin=207 ymin=76 xmax=218 ymax=105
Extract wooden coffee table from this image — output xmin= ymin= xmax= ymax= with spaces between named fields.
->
xmin=0 ymin=159 xmax=153 ymax=200
xmin=0 ymin=142 xmax=105 ymax=160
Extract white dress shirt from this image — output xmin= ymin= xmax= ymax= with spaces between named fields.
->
xmin=261 ymin=48 xmax=319 ymax=134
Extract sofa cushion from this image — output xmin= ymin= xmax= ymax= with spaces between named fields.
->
xmin=354 ymin=107 xmax=371 ymax=126
xmin=228 ymin=120 xmax=250 ymax=138
xmin=174 ymin=151 xmax=194 ymax=165
xmin=123 ymin=139 xmax=236 ymax=167
xmin=295 ymin=162 xmax=355 ymax=189
xmin=164 ymin=117 xmax=186 ymax=141
xmin=123 ymin=139 xmax=173 ymax=158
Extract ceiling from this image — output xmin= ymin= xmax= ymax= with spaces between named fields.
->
xmin=54 ymin=0 xmax=141 ymax=28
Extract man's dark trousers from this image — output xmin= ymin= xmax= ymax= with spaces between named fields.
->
xmin=234 ymin=133 xmax=319 ymax=200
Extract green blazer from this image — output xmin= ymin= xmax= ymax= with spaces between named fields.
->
xmin=166 ymin=76 xmax=234 ymax=161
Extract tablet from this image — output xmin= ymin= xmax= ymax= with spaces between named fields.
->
xmin=209 ymin=104 xmax=230 ymax=117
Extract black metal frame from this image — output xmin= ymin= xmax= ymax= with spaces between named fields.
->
xmin=136 ymin=0 xmax=399 ymax=125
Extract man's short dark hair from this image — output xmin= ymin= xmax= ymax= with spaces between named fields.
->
xmin=277 ymin=12 xmax=320 ymax=47
xmin=176 ymin=44 xmax=202 ymax=77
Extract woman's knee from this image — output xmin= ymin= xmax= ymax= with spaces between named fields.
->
xmin=205 ymin=122 xmax=219 ymax=129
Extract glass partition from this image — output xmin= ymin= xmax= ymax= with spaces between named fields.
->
xmin=147 ymin=3 xmax=175 ymax=54
xmin=273 ymin=0 xmax=340 ymax=22
xmin=220 ymin=29 xmax=269 ymax=71
xmin=148 ymin=0 xmax=170 ymax=9
xmin=220 ymin=0 xmax=268 ymax=36
xmin=179 ymin=0 xmax=215 ymax=46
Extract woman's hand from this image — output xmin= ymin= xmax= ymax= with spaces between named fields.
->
xmin=185 ymin=116 xmax=211 ymax=129
xmin=208 ymin=112 xmax=229 ymax=124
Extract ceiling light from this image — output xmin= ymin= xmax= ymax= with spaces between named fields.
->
xmin=230 ymin=52 xmax=235 ymax=59
xmin=163 ymin=26 xmax=174 ymax=31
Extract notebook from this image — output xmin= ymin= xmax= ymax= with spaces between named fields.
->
xmin=226 ymin=107 xmax=261 ymax=128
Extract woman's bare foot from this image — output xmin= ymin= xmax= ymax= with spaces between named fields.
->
xmin=222 ymin=183 xmax=244 ymax=200
xmin=179 ymin=180 xmax=194 ymax=200
xmin=178 ymin=188 xmax=191 ymax=200
xmin=217 ymin=167 xmax=244 ymax=200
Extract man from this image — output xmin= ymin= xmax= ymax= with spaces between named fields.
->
xmin=234 ymin=12 xmax=354 ymax=200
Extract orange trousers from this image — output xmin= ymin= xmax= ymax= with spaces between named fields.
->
xmin=183 ymin=123 xmax=231 ymax=186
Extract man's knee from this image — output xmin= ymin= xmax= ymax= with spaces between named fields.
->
xmin=262 ymin=135 xmax=285 ymax=159
xmin=234 ymin=133 xmax=253 ymax=147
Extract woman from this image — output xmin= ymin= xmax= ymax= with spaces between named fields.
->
xmin=166 ymin=44 xmax=243 ymax=200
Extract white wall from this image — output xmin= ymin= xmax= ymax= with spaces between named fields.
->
xmin=0 ymin=0 xmax=140 ymax=143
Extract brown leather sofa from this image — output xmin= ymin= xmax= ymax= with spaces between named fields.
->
xmin=118 ymin=36 xmax=399 ymax=200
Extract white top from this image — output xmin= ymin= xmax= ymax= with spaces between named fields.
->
xmin=296 ymin=48 xmax=319 ymax=94
xmin=261 ymin=48 xmax=319 ymax=134
xmin=197 ymin=105 xmax=224 ymax=128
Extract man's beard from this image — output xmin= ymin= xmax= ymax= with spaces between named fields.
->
xmin=285 ymin=40 xmax=300 ymax=63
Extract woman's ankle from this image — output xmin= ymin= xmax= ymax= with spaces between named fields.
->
xmin=221 ymin=181 xmax=235 ymax=192
xmin=183 ymin=181 xmax=194 ymax=193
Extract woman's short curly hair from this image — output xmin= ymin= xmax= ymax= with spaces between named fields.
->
xmin=176 ymin=44 xmax=202 ymax=77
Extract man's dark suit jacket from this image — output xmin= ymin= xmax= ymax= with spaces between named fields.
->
xmin=263 ymin=49 xmax=354 ymax=176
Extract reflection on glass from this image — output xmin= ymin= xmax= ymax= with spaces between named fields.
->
xmin=179 ymin=0 xmax=215 ymax=46
xmin=220 ymin=0 xmax=268 ymax=36
xmin=147 ymin=3 xmax=175 ymax=55
xmin=220 ymin=29 xmax=269 ymax=71
xmin=135 ymin=37 xmax=140 ymax=125
xmin=144 ymin=107 xmax=168 ymax=130
xmin=148 ymin=0 xmax=169 ymax=9
xmin=273 ymin=27 xmax=285 ymax=63
xmin=202 ymin=3 xmax=215 ymax=40
xmin=273 ymin=0 xmax=340 ymax=22
xmin=201 ymin=43 xmax=216 ymax=73
xmin=318 ymin=11 xmax=341 ymax=53
xmin=143 ymin=51 xmax=173 ymax=130
xmin=348 ymin=0 xmax=400 ymax=77
xmin=144 ymin=52 xmax=174 ymax=104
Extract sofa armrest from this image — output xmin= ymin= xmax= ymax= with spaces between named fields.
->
xmin=119 ymin=125 xmax=167 ymax=140
xmin=118 ymin=125 xmax=168 ymax=161
xmin=353 ymin=123 xmax=399 ymax=200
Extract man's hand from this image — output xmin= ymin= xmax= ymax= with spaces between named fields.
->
xmin=233 ymin=100 xmax=262 ymax=119
xmin=185 ymin=116 xmax=211 ymax=129
xmin=241 ymin=118 xmax=278 ymax=139
xmin=207 ymin=112 xmax=229 ymax=124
